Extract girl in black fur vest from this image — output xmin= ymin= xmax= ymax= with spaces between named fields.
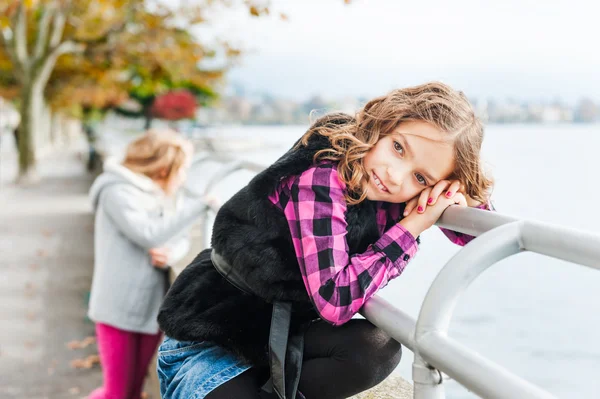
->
xmin=156 ymin=82 xmax=494 ymax=399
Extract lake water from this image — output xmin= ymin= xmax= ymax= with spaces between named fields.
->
xmin=184 ymin=123 xmax=600 ymax=398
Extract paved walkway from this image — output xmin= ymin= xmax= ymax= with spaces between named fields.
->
xmin=0 ymin=144 xmax=103 ymax=398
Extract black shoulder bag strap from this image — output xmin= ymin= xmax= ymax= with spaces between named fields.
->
xmin=211 ymin=250 xmax=304 ymax=399
xmin=267 ymin=301 xmax=304 ymax=399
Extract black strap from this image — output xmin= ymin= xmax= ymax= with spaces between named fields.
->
xmin=211 ymin=250 xmax=257 ymax=297
xmin=284 ymin=320 xmax=305 ymax=399
xmin=211 ymin=250 xmax=304 ymax=399
xmin=264 ymin=301 xmax=304 ymax=399
xmin=269 ymin=301 xmax=291 ymax=398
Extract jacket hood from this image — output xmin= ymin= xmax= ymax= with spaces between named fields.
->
xmin=89 ymin=157 xmax=162 ymax=210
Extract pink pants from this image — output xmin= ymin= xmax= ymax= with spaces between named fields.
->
xmin=87 ymin=322 xmax=162 ymax=399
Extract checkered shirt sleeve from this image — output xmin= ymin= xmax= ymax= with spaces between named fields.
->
xmin=439 ymin=200 xmax=496 ymax=245
xmin=271 ymin=163 xmax=419 ymax=326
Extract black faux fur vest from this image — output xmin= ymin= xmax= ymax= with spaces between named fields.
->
xmin=158 ymin=113 xmax=389 ymax=366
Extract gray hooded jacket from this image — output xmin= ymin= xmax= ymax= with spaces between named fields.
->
xmin=88 ymin=159 xmax=205 ymax=334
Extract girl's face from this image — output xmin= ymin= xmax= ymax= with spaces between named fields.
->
xmin=156 ymin=157 xmax=191 ymax=196
xmin=362 ymin=120 xmax=455 ymax=203
xmin=164 ymin=164 xmax=189 ymax=196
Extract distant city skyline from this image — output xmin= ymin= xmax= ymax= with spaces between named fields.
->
xmin=198 ymin=89 xmax=598 ymax=126
xmin=199 ymin=0 xmax=600 ymax=103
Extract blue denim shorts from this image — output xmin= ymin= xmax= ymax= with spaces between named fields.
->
xmin=157 ymin=336 xmax=252 ymax=399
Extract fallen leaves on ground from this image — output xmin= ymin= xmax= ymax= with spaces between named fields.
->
xmin=24 ymin=340 xmax=37 ymax=349
xmin=70 ymin=354 xmax=100 ymax=369
xmin=48 ymin=359 xmax=57 ymax=375
xmin=66 ymin=336 xmax=96 ymax=350
xmin=41 ymin=229 xmax=54 ymax=237
xmin=24 ymin=282 xmax=36 ymax=298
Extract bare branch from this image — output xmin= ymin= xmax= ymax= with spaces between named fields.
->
xmin=49 ymin=5 xmax=67 ymax=49
xmin=37 ymin=40 xmax=84 ymax=90
xmin=13 ymin=1 xmax=29 ymax=68
xmin=53 ymin=40 xmax=85 ymax=56
xmin=34 ymin=2 xmax=57 ymax=60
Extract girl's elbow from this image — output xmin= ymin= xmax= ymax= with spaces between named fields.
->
xmin=130 ymin=234 xmax=163 ymax=251
xmin=317 ymin=306 xmax=354 ymax=326
xmin=135 ymin=230 xmax=170 ymax=249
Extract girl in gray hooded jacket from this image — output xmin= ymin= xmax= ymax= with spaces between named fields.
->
xmin=87 ymin=129 xmax=206 ymax=399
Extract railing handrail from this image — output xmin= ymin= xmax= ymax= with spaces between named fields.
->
xmin=188 ymin=153 xmax=600 ymax=399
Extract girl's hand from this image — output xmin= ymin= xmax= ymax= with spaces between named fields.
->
xmin=400 ymin=189 xmax=467 ymax=238
xmin=149 ymin=247 xmax=170 ymax=268
xmin=403 ymin=180 xmax=481 ymax=217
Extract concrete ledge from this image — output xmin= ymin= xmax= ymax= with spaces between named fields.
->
xmin=350 ymin=374 xmax=413 ymax=398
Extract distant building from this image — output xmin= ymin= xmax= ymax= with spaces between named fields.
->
xmin=183 ymin=88 xmax=597 ymax=126
xmin=574 ymin=98 xmax=598 ymax=123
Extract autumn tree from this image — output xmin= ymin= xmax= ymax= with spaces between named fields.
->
xmin=0 ymin=0 xmax=134 ymax=182
xmin=109 ymin=14 xmax=223 ymax=129
xmin=0 ymin=0 xmax=270 ymax=183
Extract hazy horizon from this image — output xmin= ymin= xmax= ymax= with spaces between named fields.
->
xmin=196 ymin=0 xmax=600 ymax=103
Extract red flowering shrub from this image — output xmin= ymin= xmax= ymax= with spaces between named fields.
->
xmin=150 ymin=90 xmax=197 ymax=120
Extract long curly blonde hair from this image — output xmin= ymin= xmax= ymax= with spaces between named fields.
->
xmin=298 ymin=81 xmax=493 ymax=205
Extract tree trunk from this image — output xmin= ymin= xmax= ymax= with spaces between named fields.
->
xmin=16 ymin=76 xmax=46 ymax=184
xmin=144 ymin=110 xmax=153 ymax=130
xmin=6 ymin=3 xmax=82 ymax=184
xmin=16 ymin=83 xmax=39 ymax=184
xmin=50 ymin=109 xmax=59 ymax=146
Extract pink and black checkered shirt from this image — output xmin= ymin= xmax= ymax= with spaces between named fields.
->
xmin=269 ymin=162 xmax=492 ymax=326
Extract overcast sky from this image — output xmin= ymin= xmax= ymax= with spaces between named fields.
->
xmin=198 ymin=0 xmax=600 ymax=102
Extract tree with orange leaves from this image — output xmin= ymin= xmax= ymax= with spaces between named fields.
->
xmin=0 ymin=0 xmax=271 ymax=183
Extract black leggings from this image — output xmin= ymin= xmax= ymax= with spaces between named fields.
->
xmin=205 ymin=319 xmax=402 ymax=399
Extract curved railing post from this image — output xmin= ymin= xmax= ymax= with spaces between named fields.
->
xmin=412 ymin=222 xmax=556 ymax=398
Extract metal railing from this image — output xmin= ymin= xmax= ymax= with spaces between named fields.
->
xmin=188 ymin=154 xmax=600 ymax=399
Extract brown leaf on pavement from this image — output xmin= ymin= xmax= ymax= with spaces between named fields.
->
xmin=66 ymin=336 xmax=96 ymax=349
xmin=70 ymin=358 xmax=85 ymax=368
xmin=41 ymin=229 xmax=54 ymax=237
xmin=24 ymin=282 xmax=36 ymax=298
xmin=24 ymin=340 xmax=37 ymax=349
xmin=48 ymin=360 xmax=57 ymax=375
xmin=68 ymin=387 xmax=81 ymax=395
xmin=36 ymin=249 xmax=48 ymax=257
xmin=70 ymin=354 xmax=100 ymax=369
xmin=67 ymin=341 xmax=81 ymax=350
xmin=82 ymin=354 xmax=100 ymax=368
